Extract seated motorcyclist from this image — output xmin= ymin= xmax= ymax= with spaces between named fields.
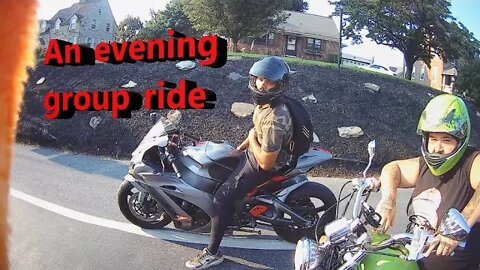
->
xmin=373 ymin=94 xmax=480 ymax=270
xmin=186 ymin=56 xmax=295 ymax=269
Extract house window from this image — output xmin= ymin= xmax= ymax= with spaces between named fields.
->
xmin=40 ymin=21 xmax=46 ymax=33
xmin=412 ymin=67 xmax=416 ymax=79
xmin=87 ymin=37 xmax=92 ymax=45
xmin=69 ymin=15 xmax=77 ymax=30
xmin=420 ymin=66 xmax=425 ymax=81
xmin=99 ymin=9 xmax=102 ymax=14
xmin=54 ymin=18 xmax=61 ymax=32
xmin=432 ymin=67 xmax=438 ymax=81
xmin=106 ymin=23 xmax=111 ymax=32
xmin=254 ymin=33 xmax=274 ymax=46
xmin=306 ymin=38 xmax=321 ymax=54
xmin=91 ymin=19 xmax=97 ymax=30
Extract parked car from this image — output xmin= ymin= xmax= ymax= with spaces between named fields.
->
xmin=360 ymin=64 xmax=396 ymax=76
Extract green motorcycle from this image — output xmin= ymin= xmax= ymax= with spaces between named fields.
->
xmin=295 ymin=140 xmax=471 ymax=270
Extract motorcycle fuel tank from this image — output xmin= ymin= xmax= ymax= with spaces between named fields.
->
xmin=357 ymin=233 xmax=419 ymax=270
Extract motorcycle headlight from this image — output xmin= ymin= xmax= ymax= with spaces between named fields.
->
xmin=294 ymin=238 xmax=321 ymax=270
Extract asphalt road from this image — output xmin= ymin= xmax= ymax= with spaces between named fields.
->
xmin=8 ymin=144 xmax=415 ymax=270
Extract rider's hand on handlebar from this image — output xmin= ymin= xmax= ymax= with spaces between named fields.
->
xmin=374 ymin=196 xmax=397 ymax=233
xmin=425 ymin=234 xmax=460 ymax=257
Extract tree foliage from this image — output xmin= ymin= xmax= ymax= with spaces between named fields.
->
xmin=182 ymin=0 xmax=289 ymax=51
xmin=332 ymin=0 xmax=479 ymax=80
xmin=135 ymin=0 xmax=198 ymax=40
xmin=135 ymin=10 xmax=167 ymax=40
xmin=115 ymin=16 xmax=143 ymax=42
xmin=285 ymin=0 xmax=309 ymax=12
xmin=161 ymin=0 xmax=199 ymax=37
xmin=455 ymin=56 xmax=480 ymax=106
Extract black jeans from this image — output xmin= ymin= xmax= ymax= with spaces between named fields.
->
xmin=207 ymin=150 xmax=274 ymax=254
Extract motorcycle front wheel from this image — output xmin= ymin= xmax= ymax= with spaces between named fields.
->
xmin=117 ymin=180 xmax=172 ymax=229
xmin=272 ymin=182 xmax=337 ymax=243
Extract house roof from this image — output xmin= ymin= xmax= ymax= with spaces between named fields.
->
xmin=277 ymin=11 xmax=339 ymax=42
xmin=342 ymin=53 xmax=372 ymax=64
xmin=442 ymin=67 xmax=458 ymax=76
xmin=46 ymin=0 xmax=116 ymax=26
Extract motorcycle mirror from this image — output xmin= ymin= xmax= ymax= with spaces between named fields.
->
xmin=367 ymin=140 xmax=375 ymax=158
xmin=167 ymin=110 xmax=182 ymax=126
xmin=438 ymin=208 xmax=470 ymax=241
xmin=362 ymin=140 xmax=376 ymax=178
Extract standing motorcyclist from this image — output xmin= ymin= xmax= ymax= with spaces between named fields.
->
xmin=185 ymin=56 xmax=295 ymax=269
xmin=374 ymin=94 xmax=480 ymax=270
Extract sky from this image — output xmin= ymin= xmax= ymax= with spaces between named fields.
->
xmin=36 ymin=0 xmax=479 ymax=68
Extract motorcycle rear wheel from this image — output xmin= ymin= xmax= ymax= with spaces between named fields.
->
xmin=272 ymin=182 xmax=337 ymax=243
xmin=118 ymin=180 xmax=172 ymax=229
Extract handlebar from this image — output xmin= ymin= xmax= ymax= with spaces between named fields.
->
xmin=351 ymin=177 xmax=378 ymax=220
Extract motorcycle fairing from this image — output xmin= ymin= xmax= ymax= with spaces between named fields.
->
xmin=131 ymin=119 xmax=169 ymax=164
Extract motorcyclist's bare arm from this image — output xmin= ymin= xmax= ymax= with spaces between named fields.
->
xmin=462 ymin=155 xmax=480 ymax=227
xmin=248 ymin=134 xmax=279 ymax=170
xmin=379 ymin=157 xmax=421 ymax=196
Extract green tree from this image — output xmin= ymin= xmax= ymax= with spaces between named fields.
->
xmin=455 ymin=56 xmax=480 ymax=106
xmin=116 ymin=16 xmax=143 ymax=42
xmin=285 ymin=0 xmax=309 ymax=12
xmin=182 ymin=0 xmax=289 ymax=51
xmin=135 ymin=10 xmax=167 ymax=40
xmin=332 ymin=0 xmax=479 ymax=80
xmin=136 ymin=0 xmax=198 ymax=40
xmin=162 ymin=0 xmax=199 ymax=37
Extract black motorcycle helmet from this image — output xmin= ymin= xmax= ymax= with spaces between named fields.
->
xmin=248 ymin=56 xmax=290 ymax=105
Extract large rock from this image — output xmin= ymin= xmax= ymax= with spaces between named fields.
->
xmin=36 ymin=77 xmax=45 ymax=85
xmin=302 ymin=94 xmax=317 ymax=103
xmin=231 ymin=102 xmax=255 ymax=118
xmin=121 ymin=80 xmax=137 ymax=88
xmin=227 ymin=72 xmax=246 ymax=81
xmin=175 ymin=60 xmax=196 ymax=70
xmin=89 ymin=117 xmax=102 ymax=129
xmin=364 ymin=83 xmax=380 ymax=93
xmin=338 ymin=126 xmax=364 ymax=138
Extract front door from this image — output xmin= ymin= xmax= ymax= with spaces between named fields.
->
xmin=285 ymin=36 xmax=297 ymax=56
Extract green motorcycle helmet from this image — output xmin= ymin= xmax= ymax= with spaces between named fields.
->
xmin=417 ymin=94 xmax=471 ymax=176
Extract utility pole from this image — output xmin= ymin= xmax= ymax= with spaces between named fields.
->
xmin=337 ymin=1 xmax=343 ymax=69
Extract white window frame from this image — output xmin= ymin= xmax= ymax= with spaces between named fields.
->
xmin=412 ymin=66 xmax=416 ymax=80
xmin=91 ymin=19 xmax=97 ymax=30
xmin=55 ymin=18 xmax=61 ymax=32
xmin=40 ymin=21 xmax=46 ymax=33
xmin=69 ymin=15 xmax=77 ymax=30
xmin=420 ymin=66 xmax=425 ymax=81
xmin=106 ymin=23 xmax=111 ymax=32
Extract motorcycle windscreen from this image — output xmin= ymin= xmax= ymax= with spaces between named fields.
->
xmin=132 ymin=119 xmax=169 ymax=157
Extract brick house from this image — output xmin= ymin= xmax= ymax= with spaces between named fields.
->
xmin=409 ymin=55 xmax=457 ymax=93
xmin=236 ymin=11 xmax=339 ymax=61
xmin=38 ymin=0 xmax=117 ymax=49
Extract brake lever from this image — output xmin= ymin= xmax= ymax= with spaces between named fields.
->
xmin=361 ymin=202 xmax=381 ymax=228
